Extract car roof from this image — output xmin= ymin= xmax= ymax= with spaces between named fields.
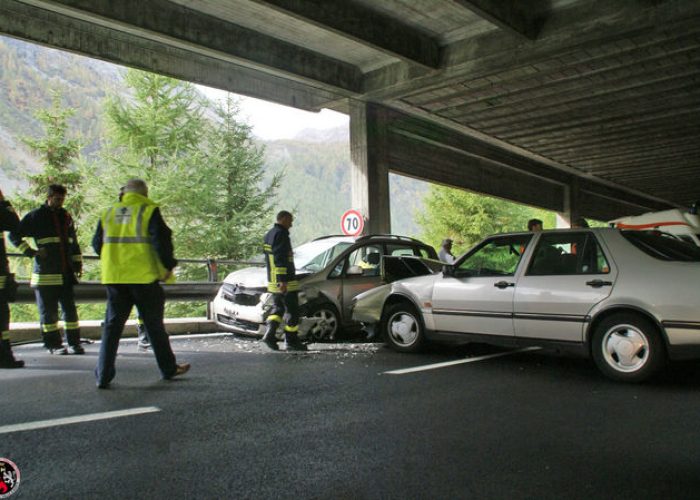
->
xmin=311 ymin=234 xmax=432 ymax=246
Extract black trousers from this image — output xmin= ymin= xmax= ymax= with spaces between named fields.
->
xmin=95 ymin=282 xmax=177 ymax=385
xmin=267 ymin=291 xmax=299 ymax=332
xmin=0 ymin=299 xmax=8 ymax=339
xmin=35 ymin=283 xmax=80 ymax=347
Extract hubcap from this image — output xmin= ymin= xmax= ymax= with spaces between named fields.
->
xmin=602 ymin=323 xmax=649 ymax=373
xmin=388 ymin=312 xmax=419 ymax=346
xmin=307 ymin=309 xmax=338 ymax=341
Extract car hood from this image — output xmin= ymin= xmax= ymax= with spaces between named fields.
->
xmin=222 ymin=266 xmax=313 ymax=290
xmin=223 ymin=267 xmax=267 ymax=289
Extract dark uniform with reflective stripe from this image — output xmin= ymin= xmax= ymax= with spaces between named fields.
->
xmin=263 ymin=223 xmax=302 ymax=343
xmin=0 ymin=199 xmax=25 ymax=367
xmin=10 ymin=203 xmax=82 ymax=351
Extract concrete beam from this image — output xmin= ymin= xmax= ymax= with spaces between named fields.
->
xmin=15 ymin=0 xmax=363 ymax=93
xmin=0 ymin=0 xmax=343 ymax=110
xmin=250 ymin=0 xmax=441 ymax=69
xmin=451 ymin=0 xmax=545 ymax=40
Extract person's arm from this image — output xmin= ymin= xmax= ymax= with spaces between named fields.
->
xmin=0 ymin=190 xmax=20 ymax=233
xmin=67 ymin=213 xmax=83 ymax=275
xmin=148 ymin=208 xmax=178 ymax=273
xmin=8 ymin=210 xmax=37 ymax=258
xmin=92 ymin=219 xmax=104 ymax=257
xmin=271 ymin=231 xmax=289 ymax=293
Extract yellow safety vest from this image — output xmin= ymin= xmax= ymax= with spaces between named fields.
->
xmin=99 ymin=193 xmax=167 ymax=284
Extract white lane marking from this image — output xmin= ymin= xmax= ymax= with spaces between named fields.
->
xmin=383 ymin=347 xmax=542 ymax=375
xmin=0 ymin=406 xmax=161 ymax=435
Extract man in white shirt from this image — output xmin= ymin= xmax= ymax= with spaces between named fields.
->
xmin=438 ymin=238 xmax=455 ymax=264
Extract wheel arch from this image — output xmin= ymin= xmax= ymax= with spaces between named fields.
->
xmin=586 ymin=305 xmax=670 ymax=356
xmin=382 ymin=292 xmax=423 ymax=321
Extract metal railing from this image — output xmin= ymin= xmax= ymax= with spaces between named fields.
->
xmin=7 ymin=253 xmax=263 ymax=304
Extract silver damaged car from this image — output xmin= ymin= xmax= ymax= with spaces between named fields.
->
xmin=352 ymin=228 xmax=700 ymax=382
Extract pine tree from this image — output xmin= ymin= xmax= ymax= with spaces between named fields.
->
xmin=16 ymin=89 xmax=83 ymax=218
xmin=195 ymin=94 xmax=280 ymax=260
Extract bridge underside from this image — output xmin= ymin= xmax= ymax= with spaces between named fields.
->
xmin=2 ymin=0 xmax=699 ymax=230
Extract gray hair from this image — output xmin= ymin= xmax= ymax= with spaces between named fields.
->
xmin=123 ymin=178 xmax=148 ymax=196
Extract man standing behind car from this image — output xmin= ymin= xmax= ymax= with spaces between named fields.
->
xmin=92 ymin=178 xmax=189 ymax=389
xmin=10 ymin=184 xmax=84 ymax=355
xmin=261 ymin=210 xmax=307 ymax=351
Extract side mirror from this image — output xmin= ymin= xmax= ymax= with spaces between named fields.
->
xmin=347 ymin=265 xmax=364 ymax=276
xmin=442 ymin=265 xmax=455 ymax=277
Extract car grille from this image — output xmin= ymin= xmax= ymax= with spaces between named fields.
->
xmin=216 ymin=314 xmax=261 ymax=332
xmin=221 ymin=288 xmax=262 ymax=306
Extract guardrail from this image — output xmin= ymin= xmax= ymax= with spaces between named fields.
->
xmin=7 ymin=253 xmax=264 ymax=305
xmin=13 ymin=281 xmax=222 ymax=303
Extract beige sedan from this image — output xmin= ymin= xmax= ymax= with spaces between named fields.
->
xmin=352 ymin=228 xmax=700 ymax=382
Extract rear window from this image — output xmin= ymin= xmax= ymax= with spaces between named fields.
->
xmin=621 ymin=230 xmax=700 ymax=261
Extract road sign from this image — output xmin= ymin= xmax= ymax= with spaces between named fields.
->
xmin=341 ymin=209 xmax=364 ymax=236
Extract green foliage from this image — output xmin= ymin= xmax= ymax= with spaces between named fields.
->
xmin=417 ymin=184 xmax=556 ymax=255
xmin=15 ymin=90 xmax=84 ymax=217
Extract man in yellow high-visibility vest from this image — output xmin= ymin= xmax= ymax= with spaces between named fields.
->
xmin=92 ymin=178 xmax=189 ymax=389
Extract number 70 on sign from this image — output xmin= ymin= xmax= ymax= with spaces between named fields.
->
xmin=341 ymin=209 xmax=365 ymax=236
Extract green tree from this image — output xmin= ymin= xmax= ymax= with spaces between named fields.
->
xmin=16 ymin=89 xmax=83 ymax=218
xmin=417 ymin=184 xmax=555 ymax=255
xmin=193 ymin=95 xmax=280 ymax=260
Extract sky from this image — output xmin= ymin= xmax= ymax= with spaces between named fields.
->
xmin=197 ymin=85 xmax=349 ymax=140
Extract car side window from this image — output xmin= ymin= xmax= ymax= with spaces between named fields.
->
xmin=455 ymin=235 xmax=530 ymax=277
xmin=527 ymin=232 xmax=610 ymax=276
xmin=343 ymin=244 xmax=383 ymax=278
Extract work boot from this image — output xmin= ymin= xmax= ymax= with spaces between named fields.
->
xmin=43 ymin=331 xmax=67 ymax=355
xmin=66 ymin=331 xmax=85 ymax=355
xmin=0 ymin=339 xmax=24 ymax=368
xmin=261 ymin=323 xmax=279 ymax=351
xmin=284 ymin=332 xmax=308 ymax=352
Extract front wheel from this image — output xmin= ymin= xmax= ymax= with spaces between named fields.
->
xmin=591 ymin=313 xmax=666 ymax=382
xmin=304 ymin=303 xmax=340 ymax=341
xmin=382 ymin=302 xmax=425 ymax=353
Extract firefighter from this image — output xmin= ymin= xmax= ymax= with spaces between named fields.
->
xmin=261 ymin=210 xmax=307 ymax=351
xmin=0 ymin=188 xmax=24 ymax=368
xmin=10 ymin=184 xmax=84 ymax=355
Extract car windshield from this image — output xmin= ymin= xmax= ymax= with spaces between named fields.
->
xmin=621 ymin=230 xmax=700 ymax=261
xmin=295 ymin=239 xmax=353 ymax=272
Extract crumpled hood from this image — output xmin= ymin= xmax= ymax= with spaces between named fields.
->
xmin=223 ymin=267 xmax=267 ymax=289
xmin=222 ymin=267 xmax=313 ymax=290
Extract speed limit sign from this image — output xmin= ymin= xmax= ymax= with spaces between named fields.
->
xmin=341 ymin=209 xmax=365 ymax=236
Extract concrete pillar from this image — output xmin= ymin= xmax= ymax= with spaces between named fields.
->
xmin=350 ymin=101 xmax=391 ymax=234
xmin=558 ymin=179 xmax=581 ymax=228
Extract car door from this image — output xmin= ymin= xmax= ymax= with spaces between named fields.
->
xmin=514 ymin=231 xmax=617 ymax=342
xmin=432 ymin=234 xmax=532 ymax=336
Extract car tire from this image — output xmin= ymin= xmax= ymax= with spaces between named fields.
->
xmin=591 ymin=313 xmax=666 ymax=382
xmin=382 ymin=302 xmax=425 ymax=353
xmin=305 ymin=303 xmax=340 ymax=341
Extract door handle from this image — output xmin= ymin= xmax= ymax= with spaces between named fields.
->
xmin=586 ymin=279 xmax=612 ymax=288
xmin=494 ymin=281 xmax=515 ymax=289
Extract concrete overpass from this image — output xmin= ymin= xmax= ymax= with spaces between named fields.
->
xmin=2 ymin=0 xmax=699 ymax=231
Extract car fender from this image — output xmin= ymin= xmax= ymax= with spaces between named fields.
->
xmin=584 ymin=298 xmax=670 ymax=349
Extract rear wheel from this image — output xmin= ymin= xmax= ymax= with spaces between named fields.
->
xmin=591 ymin=313 xmax=666 ymax=382
xmin=382 ymin=302 xmax=425 ymax=353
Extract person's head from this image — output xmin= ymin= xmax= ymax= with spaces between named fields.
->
xmin=46 ymin=184 xmax=67 ymax=209
xmin=276 ymin=210 xmax=294 ymax=229
xmin=572 ymin=217 xmax=589 ymax=228
xmin=122 ymin=178 xmax=148 ymax=197
xmin=442 ymin=238 xmax=453 ymax=250
xmin=527 ymin=218 xmax=543 ymax=232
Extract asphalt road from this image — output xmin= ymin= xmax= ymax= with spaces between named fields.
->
xmin=2 ymin=334 xmax=700 ymax=499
